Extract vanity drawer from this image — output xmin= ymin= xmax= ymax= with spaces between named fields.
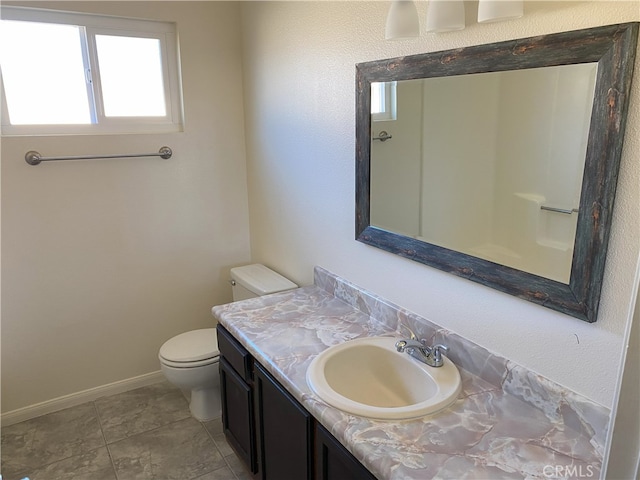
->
xmin=217 ymin=324 xmax=252 ymax=381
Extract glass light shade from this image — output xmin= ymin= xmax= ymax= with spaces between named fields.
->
xmin=477 ymin=0 xmax=523 ymax=23
xmin=385 ymin=1 xmax=420 ymax=40
xmin=426 ymin=0 xmax=465 ymax=33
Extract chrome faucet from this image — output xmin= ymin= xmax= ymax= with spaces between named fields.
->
xmin=395 ymin=338 xmax=449 ymax=368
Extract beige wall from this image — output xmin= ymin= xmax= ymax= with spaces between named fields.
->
xmin=1 ymin=1 xmax=251 ymax=413
xmin=241 ymin=1 xmax=640 ymax=410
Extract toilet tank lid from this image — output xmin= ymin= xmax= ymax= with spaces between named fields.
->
xmin=231 ymin=264 xmax=297 ymax=296
xmin=159 ymin=328 xmax=219 ymax=363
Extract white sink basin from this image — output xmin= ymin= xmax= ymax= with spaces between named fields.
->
xmin=306 ymin=336 xmax=461 ymax=420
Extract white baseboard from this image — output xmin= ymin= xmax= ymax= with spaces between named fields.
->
xmin=1 ymin=370 xmax=165 ymax=427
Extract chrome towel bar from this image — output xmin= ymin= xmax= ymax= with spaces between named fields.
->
xmin=372 ymin=131 xmax=392 ymax=142
xmin=540 ymin=205 xmax=579 ymax=215
xmin=25 ymin=146 xmax=173 ymax=165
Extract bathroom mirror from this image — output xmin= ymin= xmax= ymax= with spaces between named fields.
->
xmin=355 ymin=23 xmax=638 ymax=322
xmin=370 ymin=63 xmax=598 ymax=285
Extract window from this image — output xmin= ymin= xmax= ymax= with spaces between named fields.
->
xmin=371 ymin=81 xmax=397 ymax=122
xmin=0 ymin=7 xmax=183 ymax=135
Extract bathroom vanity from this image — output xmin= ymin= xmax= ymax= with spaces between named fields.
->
xmin=212 ymin=267 xmax=609 ymax=479
xmin=218 ymin=324 xmax=376 ymax=479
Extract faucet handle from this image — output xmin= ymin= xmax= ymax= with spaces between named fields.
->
xmin=430 ymin=344 xmax=449 ymax=366
xmin=395 ymin=338 xmax=427 ymax=352
xmin=395 ymin=339 xmax=408 ymax=352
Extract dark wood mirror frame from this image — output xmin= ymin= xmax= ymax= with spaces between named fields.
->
xmin=355 ymin=23 xmax=638 ymax=322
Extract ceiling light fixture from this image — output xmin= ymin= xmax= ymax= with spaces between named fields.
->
xmin=478 ymin=0 xmax=524 ymax=23
xmin=385 ymin=0 xmax=525 ymax=39
xmin=425 ymin=0 xmax=465 ymax=33
xmin=385 ymin=0 xmax=420 ymax=40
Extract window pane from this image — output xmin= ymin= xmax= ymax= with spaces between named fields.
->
xmin=371 ymin=82 xmax=384 ymax=114
xmin=0 ymin=20 xmax=92 ymax=124
xmin=96 ymin=35 xmax=166 ymax=117
xmin=371 ymin=81 xmax=397 ymax=122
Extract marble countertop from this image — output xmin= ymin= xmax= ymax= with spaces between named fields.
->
xmin=212 ymin=272 xmax=606 ymax=480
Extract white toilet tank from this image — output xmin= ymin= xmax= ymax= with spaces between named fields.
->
xmin=231 ymin=264 xmax=297 ymax=301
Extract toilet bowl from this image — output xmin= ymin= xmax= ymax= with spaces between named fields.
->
xmin=159 ymin=328 xmax=220 ymax=421
xmin=159 ymin=264 xmax=297 ymax=422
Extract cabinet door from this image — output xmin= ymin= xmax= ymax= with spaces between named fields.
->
xmin=217 ymin=325 xmax=252 ymax=381
xmin=315 ymin=423 xmax=378 ymax=480
xmin=220 ymin=357 xmax=258 ymax=474
xmin=255 ymin=363 xmax=312 ymax=480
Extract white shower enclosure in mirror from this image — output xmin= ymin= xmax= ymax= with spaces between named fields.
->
xmin=370 ymin=63 xmax=597 ymax=284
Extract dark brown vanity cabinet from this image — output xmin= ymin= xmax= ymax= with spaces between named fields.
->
xmin=217 ymin=325 xmax=377 ymax=480
xmin=218 ymin=327 xmax=258 ymax=474
xmin=315 ymin=423 xmax=378 ymax=480
xmin=255 ymin=362 xmax=313 ymax=479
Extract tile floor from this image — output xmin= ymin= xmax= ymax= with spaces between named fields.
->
xmin=1 ymin=382 xmax=251 ymax=480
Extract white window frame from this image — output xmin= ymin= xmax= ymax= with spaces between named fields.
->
xmin=0 ymin=6 xmax=183 ymax=136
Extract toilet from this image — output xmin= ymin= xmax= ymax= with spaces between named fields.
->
xmin=158 ymin=264 xmax=297 ymax=421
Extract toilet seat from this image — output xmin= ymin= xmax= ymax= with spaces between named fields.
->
xmin=159 ymin=328 xmax=219 ymax=368
xmin=160 ymin=355 xmax=219 ymax=369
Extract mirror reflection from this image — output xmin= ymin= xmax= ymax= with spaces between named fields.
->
xmin=370 ymin=63 xmax=598 ymax=284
